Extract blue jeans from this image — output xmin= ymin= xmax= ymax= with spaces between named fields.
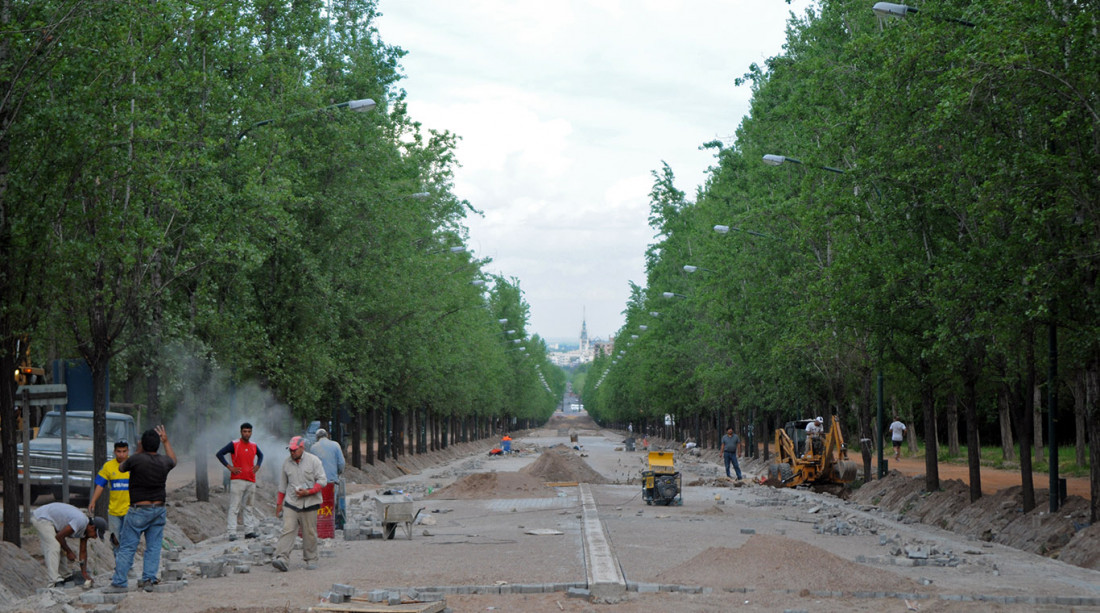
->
xmin=724 ymin=452 xmax=742 ymax=479
xmin=111 ymin=505 xmax=166 ymax=587
xmin=108 ymin=514 xmax=126 ymax=554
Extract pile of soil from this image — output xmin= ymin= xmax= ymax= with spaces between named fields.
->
xmin=520 ymin=444 xmax=609 ymax=484
xmin=850 ymin=471 xmax=1099 ymax=570
xmin=0 ymin=542 xmax=49 ymax=602
xmin=427 ymin=472 xmax=556 ymax=499
xmin=654 ymin=534 xmax=923 ymax=593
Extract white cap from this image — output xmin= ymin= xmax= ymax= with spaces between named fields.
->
xmin=815 ymin=416 xmax=823 ymax=423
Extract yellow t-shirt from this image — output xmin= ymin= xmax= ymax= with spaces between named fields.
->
xmin=95 ymin=459 xmax=130 ymax=517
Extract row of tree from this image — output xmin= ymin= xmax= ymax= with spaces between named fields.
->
xmin=0 ymin=0 xmax=563 ymax=545
xmin=583 ymin=0 xmax=1098 ymax=521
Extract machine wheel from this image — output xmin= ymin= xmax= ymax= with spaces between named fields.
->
xmin=767 ymin=463 xmax=780 ymax=480
xmin=777 ymin=463 xmax=794 ymax=483
xmin=383 ymin=522 xmax=396 ymax=540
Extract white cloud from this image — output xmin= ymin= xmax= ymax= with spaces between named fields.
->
xmin=377 ymin=0 xmax=812 ymax=340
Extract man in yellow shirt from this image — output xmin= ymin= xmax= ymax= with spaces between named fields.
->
xmin=89 ymin=440 xmax=130 ymax=551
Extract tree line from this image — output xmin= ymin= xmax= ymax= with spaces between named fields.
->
xmin=582 ymin=0 xmax=1098 ymax=522
xmin=0 ymin=0 xmax=563 ymax=545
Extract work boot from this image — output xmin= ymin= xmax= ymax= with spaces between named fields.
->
xmin=272 ymin=559 xmax=288 ymax=572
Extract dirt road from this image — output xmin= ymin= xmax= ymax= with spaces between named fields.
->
xmin=4 ymin=414 xmax=1098 ymax=613
xmin=889 ymin=455 xmax=1090 ymax=497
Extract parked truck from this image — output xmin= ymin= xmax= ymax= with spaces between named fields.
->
xmin=16 ymin=410 xmax=137 ymax=503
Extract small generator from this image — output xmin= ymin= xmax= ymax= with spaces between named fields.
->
xmin=642 ymin=450 xmax=682 ymax=506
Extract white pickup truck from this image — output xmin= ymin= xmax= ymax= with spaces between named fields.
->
xmin=16 ymin=410 xmax=137 ymax=503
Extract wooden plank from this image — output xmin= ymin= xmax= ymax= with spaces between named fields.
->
xmin=543 ymin=481 xmax=578 ymax=487
xmin=310 ymin=600 xmax=445 ymax=613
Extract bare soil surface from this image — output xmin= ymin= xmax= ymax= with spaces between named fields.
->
xmin=888 ymin=454 xmax=1090 ymax=497
xmin=1 ymin=412 xmax=1097 ymax=613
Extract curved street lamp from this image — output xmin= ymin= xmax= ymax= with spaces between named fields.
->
xmin=872 ymin=2 xmax=974 ymax=26
xmin=683 ymin=265 xmax=714 ymax=274
xmin=237 ymin=98 xmax=377 ymax=140
xmin=763 ymin=153 xmax=844 ymax=174
xmin=714 ymin=225 xmax=776 ymax=239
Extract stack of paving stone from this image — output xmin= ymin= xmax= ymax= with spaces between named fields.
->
xmin=814 ymin=514 xmax=880 ymax=536
xmin=365 ymin=587 xmax=445 ymax=606
xmin=855 ymin=540 xmax=962 ymax=568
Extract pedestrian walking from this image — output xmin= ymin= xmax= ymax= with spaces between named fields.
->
xmin=32 ymin=502 xmax=106 ymax=588
xmin=272 ymin=436 xmax=327 ymax=572
xmin=88 ymin=439 xmax=130 ymax=552
xmin=888 ymin=416 xmax=907 ymax=461
xmin=720 ymin=427 xmax=743 ymax=480
xmin=215 ymin=422 xmax=264 ymax=541
xmin=106 ymin=425 xmax=176 ymax=593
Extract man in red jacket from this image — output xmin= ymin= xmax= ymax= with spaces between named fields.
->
xmin=216 ymin=422 xmax=264 ymax=541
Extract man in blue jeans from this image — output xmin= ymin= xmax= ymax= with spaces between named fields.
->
xmin=106 ymin=425 xmax=176 ymax=593
xmin=720 ymin=427 xmax=743 ymax=480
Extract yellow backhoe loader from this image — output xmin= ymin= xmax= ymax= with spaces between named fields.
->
xmin=767 ymin=415 xmax=859 ymax=492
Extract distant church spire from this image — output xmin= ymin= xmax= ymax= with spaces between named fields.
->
xmin=580 ymin=307 xmax=589 ymax=354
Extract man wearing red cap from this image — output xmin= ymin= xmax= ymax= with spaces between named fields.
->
xmin=272 ymin=435 xmax=327 ymax=572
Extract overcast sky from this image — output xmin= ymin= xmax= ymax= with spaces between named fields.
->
xmin=375 ymin=1 xmax=813 ymax=343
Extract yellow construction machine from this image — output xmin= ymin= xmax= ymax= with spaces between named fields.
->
xmin=642 ymin=450 xmax=682 ymax=506
xmin=767 ymin=415 xmax=858 ymax=491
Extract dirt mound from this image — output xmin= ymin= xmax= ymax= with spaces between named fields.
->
xmin=428 ymin=471 xmax=556 ymax=499
xmin=850 ymin=471 xmax=1097 ymax=570
xmin=520 ymin=444 xmax=609 ymax=484
xmin=544 ymin=413 xmax=600 ymax=432
xmin=655 ymin=535 xmax=922 ymax=593
xmin=0 ymin=541 xmax=50 ymax=604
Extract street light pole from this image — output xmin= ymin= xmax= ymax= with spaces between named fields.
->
xmin=237 ymin=98 xmax=377 ymax=140
xmin=763 ymin=151 xmax=888 ymax=479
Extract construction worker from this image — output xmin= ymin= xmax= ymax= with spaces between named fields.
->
xmin=33 ymin=502 xmax=107 ymax=588
xmin=215 ymin=422 xmax=264 ymax=541
xmin=88 ymin=439 xmax=130 ymax=552
xmin=273 ymin=436 xmax=326 ymax=572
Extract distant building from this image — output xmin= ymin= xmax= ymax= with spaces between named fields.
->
xmin=548 ymin=310 xmax=599 ymax=367
xmin=592 ymin=337 xmax=614 ymax=358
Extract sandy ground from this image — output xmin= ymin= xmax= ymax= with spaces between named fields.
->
xmin=2 ymin=412 xmax=1098 ymax=613
xmin=888 ymin=454 xmax=1089 ymax=497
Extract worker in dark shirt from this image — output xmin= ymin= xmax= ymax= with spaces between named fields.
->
xmin=106 ymin=425 xmax=176 ymax=593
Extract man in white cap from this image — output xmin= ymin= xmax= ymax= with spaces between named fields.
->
xmin=805 ymin=417 xmax=825 ymax=456
xmin=32 ymin=502 xmax=106 ymax=587
xmin=273 ymin=435 xmax=326 ymax=572
xmin=805 ymin=416 xmax=824 ymax=435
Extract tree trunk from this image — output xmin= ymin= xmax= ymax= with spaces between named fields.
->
xmin=859 ymin=367 xmax=873 ymax=481
xmin=1074 ymin=371 xmax=1086 ymax=468
xmin=1015 ymin=337 xmax=1037 ymax=513
xmin=946 ymin=393 xmax=960 ymax=456
xmin=999 ymin=386 xmax=1016 ymax=462
xmin=1 ymin=336 xmax=21 ymax=545
xmin=1033 ymin=383 xmax=1045 ymax=463
xmin=352 ymin=409 xmax=362 ymax=468
xmin=920 ymin=357 xmax=939 ymax=492
xmin=195 ymin=403 xmax=209 ymax=502
xmin=1086 ymin=363 xmax=1100 ymax=523
xmin=963 ymin=356 xmax=983 ymax=502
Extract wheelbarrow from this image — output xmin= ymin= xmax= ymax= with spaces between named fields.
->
xmin=372 ymin=492 xmax=423 ymax=540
